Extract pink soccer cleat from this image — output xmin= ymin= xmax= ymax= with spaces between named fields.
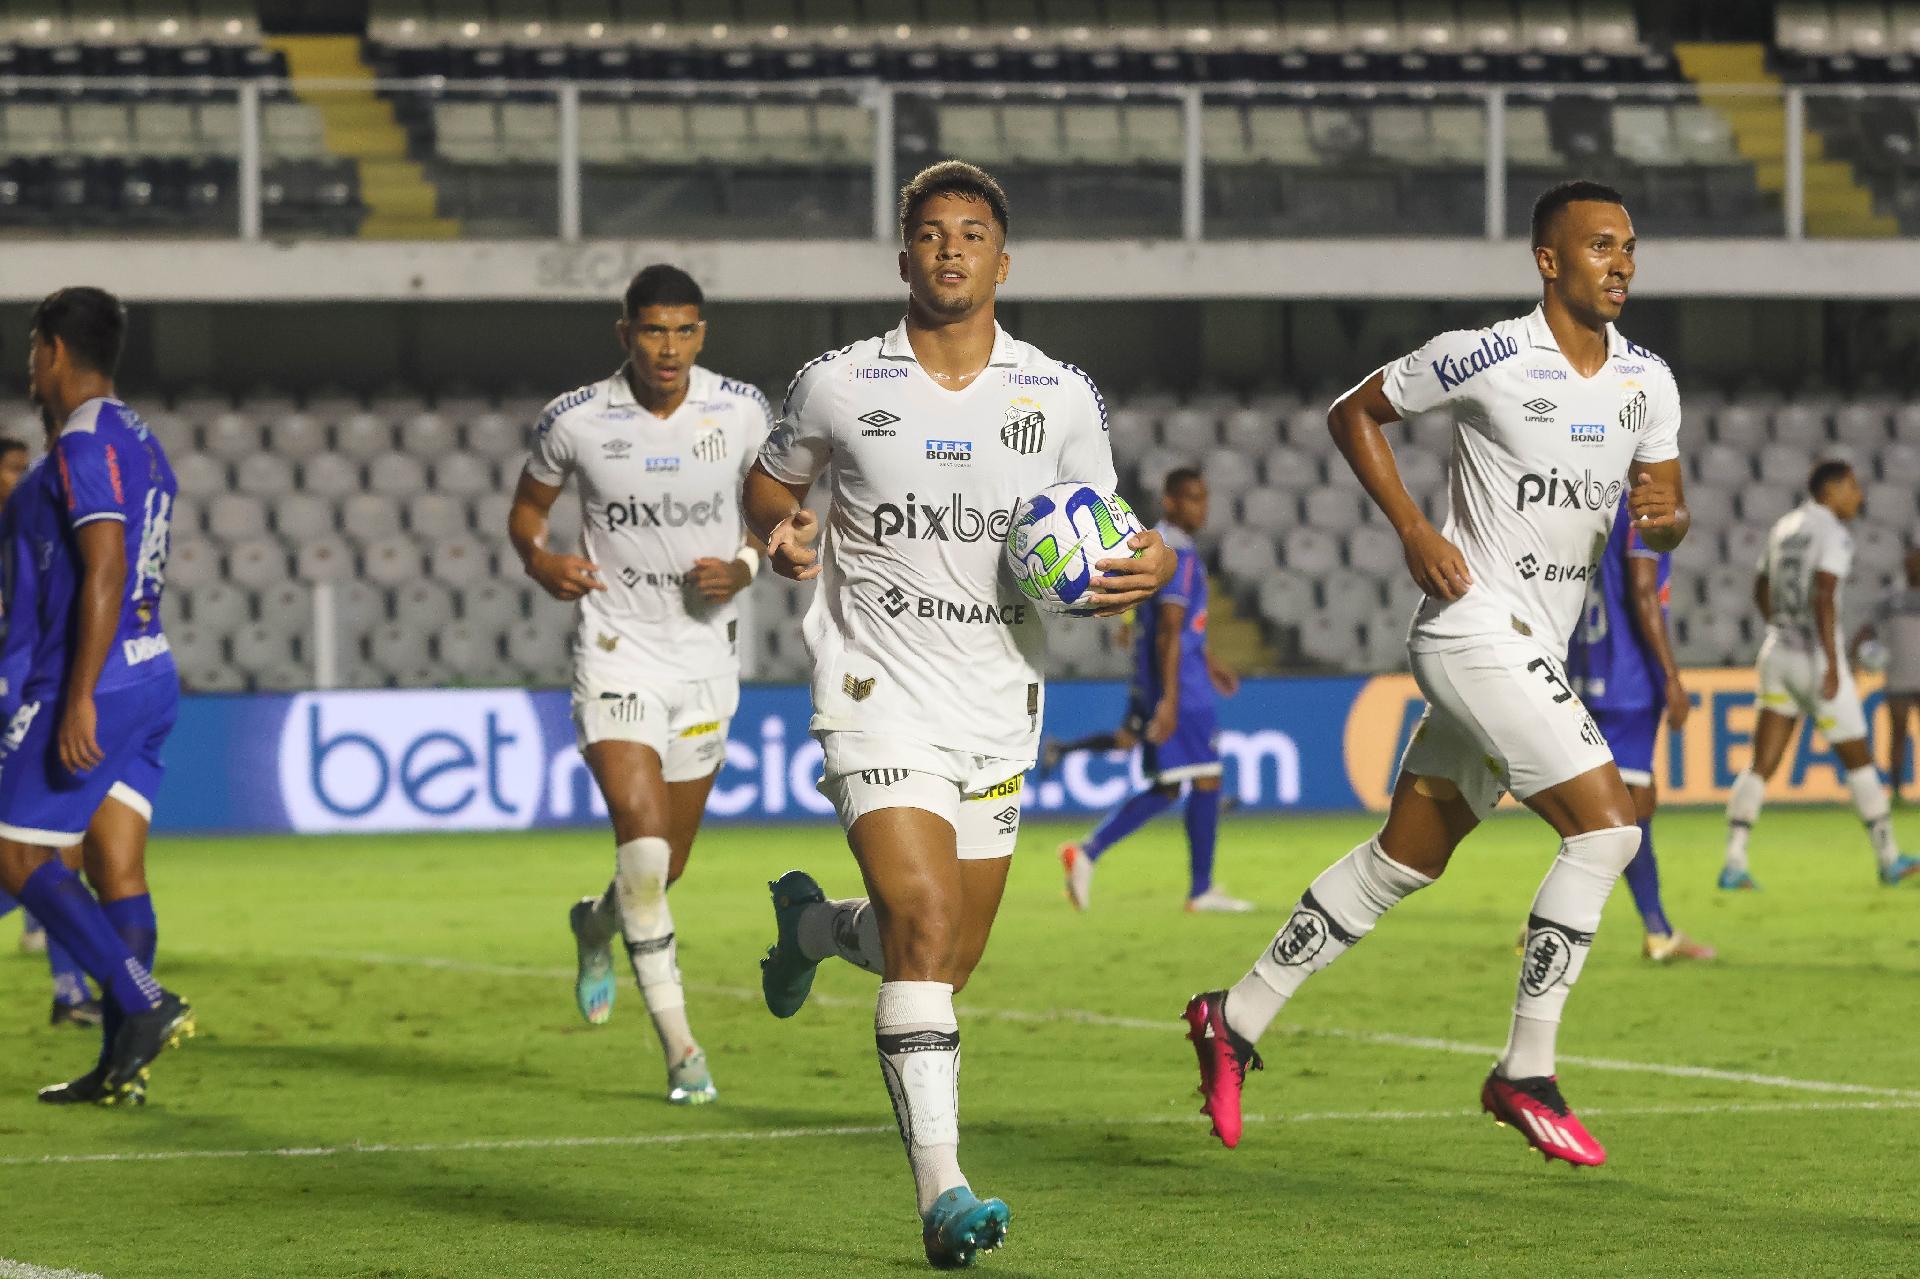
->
xmin=1480 ymin=1071 xmax=1606 ymax=1167
xmin=1060 ymin=843 xmax=1093 ymax=912
xmin=1183 ymin=990 xmax=1262 ymax=1149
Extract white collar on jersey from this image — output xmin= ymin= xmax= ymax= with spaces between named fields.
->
xmin=878 ymin=318 xmax=1022 ymax=368
xmin=602 ymin=365 xmax=705 ymax=413
xmin=1521 ymin=304 xmax=1626 ymax=361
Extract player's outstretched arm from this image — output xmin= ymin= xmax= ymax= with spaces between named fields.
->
xmin=1625 ymin=460 xmax=1689 ymax=553
xmin=1627 ymin=553 xmax=1689 ymax=731
xmin=60 ymin=521 xmax=126 ymax=773
xmin=1329 ymin=370 xmax=1471 ymax=601
xmin=509 ymin=469 xmax=604 ymax=601
xmin=743 ymin=461 xmax=819 ymax=582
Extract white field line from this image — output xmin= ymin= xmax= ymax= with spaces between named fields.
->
xmin=2 ymin=1099 xmax=1915 ymax=1170
xmin=0 ymin=1261 xmax=110 ymax=1279
xmin=309 ymin=950 xmax=1920 ymax=1101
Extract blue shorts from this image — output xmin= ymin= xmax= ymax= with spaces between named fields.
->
xmin=0 ymin=678 xmax=178 ymax=844
xmin=1128 ymin=695 xmax=1222 ymax=785
xmin=1591 ymin=704 xmax=1658 ymax=789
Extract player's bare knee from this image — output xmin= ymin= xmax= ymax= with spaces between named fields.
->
xmin=1833 ymin=738 xmax=1873 ymax=771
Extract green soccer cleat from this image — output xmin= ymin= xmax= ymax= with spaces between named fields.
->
xmin=922 ymin=1187 xmax=1010 ymax=1269
xmin=568 ymin=897 xmax=616 ymax=1026
xmin=666 ymin=1048 xmax=717 ymax=1105
xmin=1879 ymin=854 xmax=1920 ymax=886
xmin=760 ymin=869 xmax=825 ymax=1020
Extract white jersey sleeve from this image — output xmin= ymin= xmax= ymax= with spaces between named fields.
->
xmin=759 ymin=348 xmax=845 ymax=487
xmin=1052 ymin=362 xmax=1119 ymax=492
xmin=1816 ymin=519 xmax=1854 ymax=578
xmin=1631 ymin=361 xmax=1682 ymax=466
xmin=525 ymin=384 xmax=596 ymax=486
xmin=1377 ymin=329 xmax=1493 ymax=418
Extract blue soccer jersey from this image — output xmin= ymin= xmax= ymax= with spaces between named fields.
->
xmin=9 ymin=398 xmax=177 ymax=703
xmin=1567 ymin=498 xmax=1669 ymax=711
xmin=1132 ymin=523 xmax=1212 ymax=708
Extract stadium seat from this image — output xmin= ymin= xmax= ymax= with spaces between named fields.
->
xmin=1345 ymin=525 xmax=1403 ymax=577
xmin=1686 ymin=486 xmax=1736 ymax=530
xmin=1770 ymin=402 xmax=1827 ymax=444
xmin=465 ymin=411 xmax=528 ymax=460
xmin=265 ymin=412 xmax=329 ymax=462
xmin=505 ymin=616 xmax=569 ymax=675
xmin=366 ymin=450 xmax=429 ymax=497
xmin=1832 ymin=403 xmax=1889 ymax=447
xmin=173 ymin=453 xmax=230 ymax=498
xmin=1723 ymin=524 xmax=1769 ymax=568
xmin=362 ymin=535 xmax=425 ymax=586
xmin=336 ymin=411 xmax=395 ymax=460
xmin=392 ymin=579 xmax=458 ymax=631
xmin=1855 ymin=522 xmax=1906 ymax=572
xmin=1692 ymin=443 xmax=1751 ymax=488
xmin=206 ymin=493 xmax=269 ymax=541
xmin=1256 ymin=569 xmax=1316 ymax=626
xmin=1756 ymin=444 xmax=1810 ymax=487
xmin=201 ymin=410 xmax=260 ymax=461
xmin=236 ymin=452 xmax=297 ymax=498
xmin=294 ymin=535 xmax=357 ymax=582
xmin=368 ymin=621 xmax=431 ymax=674
xmin=1200 ymin=448 xmax=1258 ymax=500
xmin=458 ymin=581 xmax=524 ymax=631
xmin=1865 ymin=483 xmax=1919 ymax=527
xmin=1220 ymin=406 xmax=1278 ymax=453
xmin=182 ymin=580 xmax=250 ymax=632
xmin=226 ymin=537 xmax=289 ymax=590
xmin=1281 ymin=526 xmax=1342 ymax=574
xmin=274 ymin=493 xmax=335 ymax=540
xmin=1713 ymin=403 xmax=1769 ymax=447
xmin=300 ymin=453 xmax=363 ymax=500
xmin=1260 ymin=444 xmax=1318 ymax=491
xmin=340 ymin=492 xmax=404 ymax=539
xmin=406 ymin=492 xmax=470 ymax=539
xmin=1164 ymin=405 xmax=1220 ymax=447
xmin=170 ymin=496 xmax=204 ymax=538
xmin=1237 ymin=486 xmax=1292 ymax=534
xmin=231 ymin=623 xmax=297 ymax=677
xmin=432 ymin=452 xmax=496 ymax=497
xmin=1879 ymin=441 xmax=1920 ymax=484
xmin=325 ymin=580 xmax=387 ymax=637
xmin=400 ymin=411 xmax=457 ymax=457
xmin=431 ymin=535 xmax=493 ymax=586
xmin=1738 ymin=484 xmax=1796 ymax=527
xmin=1297 ymin=615 xmax=1358 ymax=666
xmin=166 ymin=540 xmax=220 ymax=591
xmin=254 ymin=581 xmax=315 ymax=636
xmin=1301 ymin=487 xmax=1367 ymax=533
xmin=1319 ymin=574 xmax=1381 ymax=627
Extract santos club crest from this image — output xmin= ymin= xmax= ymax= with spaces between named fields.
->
xmin=1000 ymin=398 xmax=1045 ymax=455
xmin=692 ymin=425 xmax=728 ymax=463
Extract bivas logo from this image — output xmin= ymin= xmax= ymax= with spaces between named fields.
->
xmin=278 ymin=691 xmax=542 ymax=833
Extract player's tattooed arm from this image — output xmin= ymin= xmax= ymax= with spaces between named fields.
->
xmin=510 ymin=469 xmax=605 ymax=601
xmin=1625 ymin=460 xmax=1688 ymax=552
xmin=1627 ymin=553 xmax=1689 ymax=731
xmin=1329 ymin=370 xmax=1471 ymax=602
xmin=744 ymin=461 xmax=819 ymax=582
xmin=60 ymin=521 xmax=126 ymax=772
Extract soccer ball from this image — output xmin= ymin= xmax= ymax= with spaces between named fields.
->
xmin=1006 ymin=482 xmax=1145 ymax=615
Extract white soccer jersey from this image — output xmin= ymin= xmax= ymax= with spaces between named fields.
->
xmin=1758 ymin=501 xmax=1853 ymax=654
xmin=1379 ymin=304 xmax=1682 ymax=658
xmin=1871 ymin=587 xmax=1920 ymax=692
xmin=759 ymin=319 xmax=1116 ymax=762
xmin=525 ymin=365 xmax=772 ymax=683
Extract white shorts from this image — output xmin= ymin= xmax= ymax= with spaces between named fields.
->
xmin=1401 ymin=636 xmax=1615 ymax=820
xmin=571 ymin=674 xmax=738 ymax=783
xmin=816 ymin=731 xmax=1027 ymax=860
xmin=1754 ymin=634 xmax=1869 ymax=744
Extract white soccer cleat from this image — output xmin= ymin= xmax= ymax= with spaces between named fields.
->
xmin=1185 ymin=889 xmax=1255 ymax=914
xmin=1060 ymin=843 xmax=1094 ymax=912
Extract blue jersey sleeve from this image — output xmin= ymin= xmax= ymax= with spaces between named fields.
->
xmin=55 ymin=430 xmax=130 ymax=528
xmin=1163 ymin=546 xmax=1201 ymax=609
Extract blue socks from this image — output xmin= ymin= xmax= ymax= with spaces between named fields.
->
xmin=98 ymin=893 xmax=159 ymax=1066
xmin=48 ymin=934 xmax=92 ymax=1008
xmin=15 ymin=861 xmax=161 ymax=1017
xmin=1622 ymin=819 xmax=1671 ymax=937
xmin=1185 ymin=787 xmax=1221 ymax=898
xmin=1084 ymin=787 xmax=1178 ymax=860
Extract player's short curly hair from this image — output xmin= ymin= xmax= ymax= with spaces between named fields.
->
xmin=897 ymin=160 xmax=1009 ymax=245
xmin=623 ymin=264 xmax=703 ymax=316
xmin=29 ymin=286 xmax=126 ymax=377
xmin=1808 ymin=458 xmax=1854 ymax=499
xmin=1530 ymin=179 xmax=1628 ymax=247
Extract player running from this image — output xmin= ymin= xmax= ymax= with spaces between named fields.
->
xmin=744 ymin=161 xmax=1175 ymax=1267
xmin=1060 ymin=467 xmax=1247 ymax=913
xmin=1851 ymin=545 xmax=1920 ymax=804
xmin=510 ymin=264 xmax=771 ymax=1106
xmin=1183 ymin=181 xmax=1690 ymax=1168
xmin=0 ymin=287 xmax=193 ymax=1104
xmin=0 ymin=432 xmax=103 ymax=1024
xmin=1566 ymin=498 xmax=1715 ymax=961
xmin=1720 ymin=461 xmax=1918 ymax=889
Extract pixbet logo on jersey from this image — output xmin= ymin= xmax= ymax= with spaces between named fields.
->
xmin=871 ymin=493 xmax=1016 ymax=544
xmin=600 ymin=490 xmax=728 ymax=529
xmin=1514 ymin=468 xmax=1624 ymax=513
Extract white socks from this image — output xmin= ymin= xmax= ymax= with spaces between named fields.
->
xmin=613 ymin=836 xmax=696 ymax=1068
xmin=798 ymin=896 xmax=885 ymax=975
xmin=1845 ymin=765 xmax=1900 ymax=871
xmin=1499 ymin=825 xmax=1640 ymax=1081
xmin=1724 ymin=769 xmax=1766 ymax=873
xmin=876 ymin=980 xmax=966 ymax=1217
xmin=1224 ymin=838 xmax=1434 ymax=1045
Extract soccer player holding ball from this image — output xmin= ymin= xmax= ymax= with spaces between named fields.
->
xmin=510 ymin=265 xmax=772 ymax=1105
xmin=1185 ymin=182 xmax=1690 ymax=1168
xmin=744 ymin=161 xmax=1174 ymax=1267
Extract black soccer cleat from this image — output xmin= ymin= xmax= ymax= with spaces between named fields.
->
xmin=102 ymin=991 xmax=195 ymax=1098
xmin=49 ymin=998 xmax=104 ymax=1028
xmin=38 ymin=1064 xmax=145 ymax=1107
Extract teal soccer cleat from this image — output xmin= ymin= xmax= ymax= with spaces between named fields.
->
xmin=569 ymin=897 xmax=616 ymax=1026
xmin=760 ymin=870 xmax=825 ymax=1019
xmin=1879 ymin=855 xmax=1920 ymax=886
xmin=922 ymin=1188 xmax=1010 ymax=1269
xmin=1717 ymin=867 xmax=1760 ymax=892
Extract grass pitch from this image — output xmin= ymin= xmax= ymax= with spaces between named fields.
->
xmin=0 ymin=807 xmax=1916 ymax=1278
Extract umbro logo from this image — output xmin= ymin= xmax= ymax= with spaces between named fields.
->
xmin=993 ymin=805 xmax=1019 ymax=826
xmin=858 ymin=409 xmax=900 ymax=438
xmin=1522 ymin=398 xmax=1556 ymax=414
